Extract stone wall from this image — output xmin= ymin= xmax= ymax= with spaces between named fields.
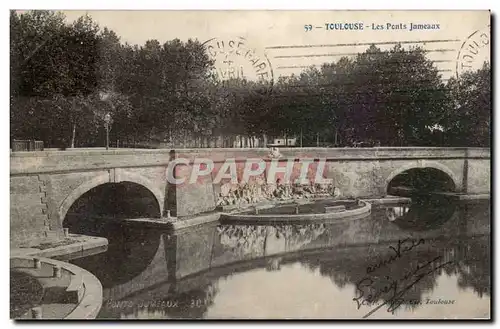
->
xmin=466 ymin=158 xmax=490 ymax=194
xmin=10 ymin=176 xmax=50 ymax=247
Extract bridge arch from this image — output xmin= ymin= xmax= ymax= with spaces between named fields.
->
xmin=58 ymin=171 xmax=164 ymax=225
xmin=114 ymin=170 xmax=165 ymax=215
xmin=385 ymin=160 xmax=460 ymax=194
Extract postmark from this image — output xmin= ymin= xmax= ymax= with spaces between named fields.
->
xmin=202 ymin=37 xmax=274 ymax=86
xmin=456 ymin=25 xmax=490 ymax=77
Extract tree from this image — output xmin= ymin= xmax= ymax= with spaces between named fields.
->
xmin=11 ymin=11 xmax=216 ymax=148
xmin=10 ymin=10 xmax=68 ymax=144
xmin=342 ymin=44 xmax=447 ymax=146
xmin=97 ymin=27 xmax=122 ymax=92
xmin=249 ymin=44 xmax=448 ymax=147
xmin=115 ymin=38 xmax=214 ymax=143
xmin=441 ymin=62 xmax=490 ymax=147
xmin=10 ymin=11 xmax=102 ymax=147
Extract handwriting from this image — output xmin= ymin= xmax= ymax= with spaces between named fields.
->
xmin=353 ymin=255 xmax=455 ymax=318
xmin=385 ymin=257 xmax=454 ymax=315
xmin=366 ymin=238 xmax=425 ymax=274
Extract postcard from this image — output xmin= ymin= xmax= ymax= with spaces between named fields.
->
xmin=9 ymin=10 xmax=490 ymax=320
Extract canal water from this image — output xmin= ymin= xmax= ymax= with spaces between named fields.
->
xmin=63 ymin=200 xmax=490 ymax=319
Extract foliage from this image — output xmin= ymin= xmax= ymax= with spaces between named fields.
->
xmin=10 ymin=10 xmax=491 ymax=148
xmin=440 ymin=62 xmax=491 ymax=146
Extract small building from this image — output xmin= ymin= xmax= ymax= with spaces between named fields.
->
xmin=268 ymin=137 xmax=297 ymax=147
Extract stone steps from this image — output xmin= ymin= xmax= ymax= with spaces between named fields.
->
xmin=11 ymin=257 xmax=86 ymax=319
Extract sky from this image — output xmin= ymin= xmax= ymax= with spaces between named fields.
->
xmin=60 ymin=10 xmax=490 ymax=81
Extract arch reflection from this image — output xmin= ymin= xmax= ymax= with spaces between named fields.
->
xmin=384 ymin=197 xmax=458 ymax=231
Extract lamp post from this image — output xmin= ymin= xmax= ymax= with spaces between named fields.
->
xmin=104 ymin=112 xmax=111 ymax=150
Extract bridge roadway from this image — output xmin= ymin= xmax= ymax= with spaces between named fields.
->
xmin=10 ymin=147 xmax=490 ymax=247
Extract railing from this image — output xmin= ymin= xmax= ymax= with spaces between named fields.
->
xmin=11 ymin=140 xmax=44 ymax=152
xmin=120 ymin=143 xmax=158 ymax=149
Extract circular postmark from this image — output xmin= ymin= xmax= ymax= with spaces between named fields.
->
xmin=202 ymin=37 xmax=274 ymax=89
xmin=456 ymin=25 xmax=490 ymax=77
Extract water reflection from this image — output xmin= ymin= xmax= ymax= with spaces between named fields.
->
xmin=385 ymin=205 xmax=410 ymax=221
xmin=68 ymin=226 xmax=168 ymax=289
xmin=301 ymin=236 xmax=490 ymax=317
xmin=68 ymin=201 xmax=490 ymax=319
xmin=384 ymin=196 xmax=458 ymax=231
xmin=96 ymin=235 xmax=489 ymax=319
xmin=216 ymin=224 xmax=327 ymax=257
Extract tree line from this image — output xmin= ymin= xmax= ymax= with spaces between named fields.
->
xmin=10 ymin=10 xmax=490 ymax=149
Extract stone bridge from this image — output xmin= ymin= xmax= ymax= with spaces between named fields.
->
xmin=10 ymin=147 xmax=490 ymax=246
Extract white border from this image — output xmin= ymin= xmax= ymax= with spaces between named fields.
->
xmin=4 ymin=1 xmax=495 ymax=10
